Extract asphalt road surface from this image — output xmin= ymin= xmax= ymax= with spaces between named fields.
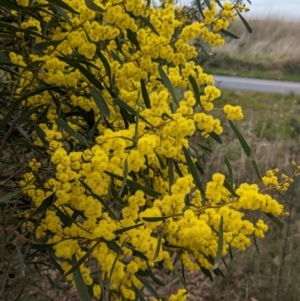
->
xmin=214 ymin=75 xmax=300 ymax=95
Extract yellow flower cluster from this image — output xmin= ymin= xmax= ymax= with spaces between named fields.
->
xmin=10 ymin=0 xmax=291 ymax=299
xmin=16 ymin=0 xmax=29 ymax=7
xmin=223 ymin=104 xmax=244 ymax=120
xmin=153 ymin=289 xmax=187 ymax=301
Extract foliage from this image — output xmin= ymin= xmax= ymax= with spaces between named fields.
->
xmin=0 ymin=0 xmax=298 ymax=300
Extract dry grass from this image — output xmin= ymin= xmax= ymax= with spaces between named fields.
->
xmin=202 ymin=17 xmax=300 ymax=81
xmin=218 ymin=17 xmax=300 ymax=61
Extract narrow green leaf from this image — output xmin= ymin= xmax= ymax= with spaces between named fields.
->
xmin=173 ymin=160 xmax=183 ymax=177
xmin=45 ymin=15 xmax=59 ymax=34
xmin=251 ymin=159 xmax=263 ymax=182
xmin=119 ymin=158 xmax=128 ymax=197
xmin=79 ymin=179 xmax=119 ymax=220
xmin=33 ymin=121 xmax=48 ymax=146
xmin=224 ymin=156 xmax=233 ymax=185
xmin=145 ymin=262 xmax=165 ymax=286
xmin=13 ymin=104 xmax=44 ymax=127
xmin=182 ymin=146 xmax=205 ymax=196
xmin=235 ymin=9 xmax=252 ymax=33
xmin=114 ymin=223 xmax=144 ymax=235
xmin=20 ymin=138 xmax=47 ymax=157
xmin=18 ymin=85 xmax=66 ymax=103
xmin=223 ymin=180 xmax=239 ymax=197
xmin=49 ymin=252 xmax=65 ymax=274
xmin=53 ymin=205 xmax=72 ymax=226
xmin=0 ymin=232 xmax=5 ymax=264
xmin=58 ymin=58 xmax=103 ymax=90
xmin=142 ymin=214 xmax=182 ymax=222
xmin=133 ymin=284 xmax=146 ymax=301
xmin=198 ymin=37 xmax=213 ymax=56
xmin=31 ymin=242 xmax=57 ymax=250
xmin=114 ymin=97 xmax=135 ymax=114
xmin=14 ymin=275 xmax=28 ymax=301
xmin=195 ymin=0 xmax=204 ymax=18
xmin=0 ymin=0 xmax=22 ymax=10
xmin=16 ymin=245 xmax=25 ymax=277
xmin=72 ymin=256 xmax=90 ymax=301
xmin=114 ymin=37 xmax=124 ymax=55
xmin=180 ymin=262 xmax=187 ymax=289
xmin=47 ymin=0 xmax=79 ymax=14
xmin=120 ymin=109 xmax=133 ymax=127
xmin=198 ymin=262 xmax=213 ymax=281
xmin=253 ymin=233 xmax=260 ymax=254
xmin=32 ymin=39 xmax=63 ymax=54
xmin=140 ymin=79 xmax=151 ymax=108
xmin=154 ymin=223 xmax=165 ymax=260
xmin=203 ymin=0 xmax=211 ymax=9
xmin=265 ymin=213 xmax=284 ymax=230
xmin=155 ymin=151 xmax=166 ymax=170
xmin=0 ymin=64 xmax=20 ymax=77
xmin=97 ymin=266 xmax=105 ymax=301
xmin=57 ymin=56 xmax=101 ymax=70
xmin=220 ymin=29 xmax=239 ymax=39
xmin=84 ymin=0 xmax=105 ymax=11
xmin=105 ymin=239 xmax=122 ymax=253
xmin=5 ymin=218 xmax=22 ymax=227
xmin=145 ymin=0 xmax=151 ymax=10
xmin=134 ymin=107 xmax=140 ymax=141
xmin=0 ymin=190 xmax=20 ymax=204
xmin=126 ymin=29 xmax=141 ymax=51
xmin=110 ymin=185 xmax=128 ymax=207
xmin=109 ymin=238 xmax=127 ymax=281
xmin=229 ymin=244 xmax=233 ymax=259
xmin=20 ymin=60 xmax=45 ymax=74
xmin=114 ymin=97 xmax=151 ymax=126
xmin=251 ymin=217 xmax=260 ymax=255
xmin=87 ymin=116 xmax=101 ymax=140
xmin=111 ymin=51 xmax=123 ymax=64
xmin=213 ymin=267 xmax=225 ymax=278
xmin=0 ymin=21 xmax=47 ymax=39
xmin=54 ymin=4 xmax=72 ymax=24
xmin=188 ymin=74 xmax=202 ymax=108
xmin=105 ymin=171 xmax=161 ymax=197
xmin=89 ymin=86 xmax=110 ymax=118
xmin=56 ymin=118 xmax=91 ymax=147
xmin=135 ymin=274 xmax=159 ymax=299
xmin=213 ymin=216 xmax=223 ymax=270
xmin=158 ymin=65 xmax=178 ymax=106
xmin=208 ymin=131 xmax=222 ymax=144
xmin=222 ymin=258 xmax=228 ymax=269
xmin=168 ymin=158 xmax=174 ymax=195
xmin=30 ymin=193 xmax=54 ymax=217
xmin=215 ymin=0 xmax=223 ymax=8
xmin=162 ymin=112 xmax=173 ymax=121
xmin=65 ymin=241 xmax=101 ymax=276
xmin=197 ymin=143 xmax=212 ymax=153
xmin=229 ymin=120 xmax=251 ymax=156
xmin=130 ymin=249 xmax=149 ymax=261
xmin=138 ymin=16 xmax=159 ymax=36
xmin=96 ymin=48 xmax=112 ymax=83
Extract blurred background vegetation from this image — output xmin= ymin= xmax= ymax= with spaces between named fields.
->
xmin=201 ymin=17 xmax=300 ymax=82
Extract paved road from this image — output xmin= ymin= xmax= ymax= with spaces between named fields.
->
xmin=214 ymin=75 xmax=300 ymax=95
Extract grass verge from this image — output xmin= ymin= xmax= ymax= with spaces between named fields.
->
xmin=199 ymin=17 xmax=300 ymax=82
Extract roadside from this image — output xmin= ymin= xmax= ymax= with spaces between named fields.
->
xmin=198 ymin=17 xmax=300 ymax=83
xmin=213 ymin=75 xmax=300 ymax=95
